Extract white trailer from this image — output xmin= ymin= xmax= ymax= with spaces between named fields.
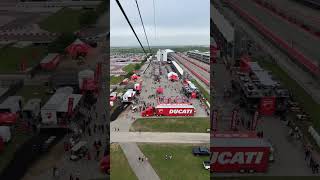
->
xmin=0 ymin=96 xmax=23 ymax=113
xmin=41 ymin=87 xmax=82 ymax=125
xmin=0 ymin=126 xmax=11 ymax=142
xmin=122 ymin=89 xmax=136 ymax=103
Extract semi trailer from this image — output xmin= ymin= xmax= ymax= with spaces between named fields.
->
xmin=141 ymin=103 xmax=195 ymax=117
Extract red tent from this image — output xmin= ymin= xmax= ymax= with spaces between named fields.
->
xmin=100 ymin=155 xmax=110 ymax=174
xmin=168 ymin=72 xmax=179 ymax=81
xmin=156 ymin=87 xmax=164 ymax=94
xmin=66 ymin=39 xmax=90 ymax=58
xmin=134 ymin=83 xmax=141 ymax=91
xmin=0 ymin=113 xmax=18 ymax=125
xmin=131 ymin=74 xmax=139 ymax=81
xmin=240 ymin=55 xmax=251 ymax=73
xmin=191 ymin=92 xmax=197 ymax=98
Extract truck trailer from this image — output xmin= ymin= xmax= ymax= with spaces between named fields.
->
xmin=141 ymin=103 xmax=195 ymax=117
xmin=211 ymin=137 xmax=271 ymax=173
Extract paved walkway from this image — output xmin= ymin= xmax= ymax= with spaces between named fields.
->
xmin=112 ymin=132 xmax=210 ymax=144
xmin=120 ymin=143 xmax=160 ymax=180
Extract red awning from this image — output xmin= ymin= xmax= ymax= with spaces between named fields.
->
xmin=131 ymin=74 xmax=139 ymax=81
xmin=66 ymin=39 xmax=90 ymax=57
xmin=0 ymin=113 xmax=18 ymax=125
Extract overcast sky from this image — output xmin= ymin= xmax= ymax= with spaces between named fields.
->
xmin=111 ymin=0 xmax=210 ymax=47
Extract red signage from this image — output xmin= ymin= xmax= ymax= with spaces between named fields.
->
xmin=211 ymin=147 xmax=269 ymax=172
xmin=259 ymin=96 xmax=276 ymax=115
xmin=67 ymin=97 xmax=74 ymax=116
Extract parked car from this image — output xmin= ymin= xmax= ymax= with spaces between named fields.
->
xmin=203 ymin=160 xmax=210 ymax=170
xmin=192 ymin=147 xmax=210 ymax=156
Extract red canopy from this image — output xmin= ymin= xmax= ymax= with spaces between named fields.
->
xmin=240 ymin=55 xmax=251 ymax=73
xmin=134 ymin=83 xmax=141 ymax=91
xmin=66 ymin=39 xmax=90 ymax=58
xmin=156 ymin=87 xmax=164 ymax=94
xmin=100 ymin=155 xmax=110 ymax=173
xmin=0 ymin=113 xmax=18 ymax=125
xmin=191 ymin=92 xmax=197 ymax=98
xmin=131 ymin=74 xmax=139 ymax=81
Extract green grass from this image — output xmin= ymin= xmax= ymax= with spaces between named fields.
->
xmin=39 ymin=8 xmax=83 ymax=33
xmin=130 ymin=117 xmax=210 ymax=133
xmin=122 ymin=63 xmax=137 ymax=74
xmin=191 ymin=79 xmax=210 ymax=102
xmin=0 ymin=133 xmax=32 ymax=173
xmin=15 ymin=85 xmax=51 ymax=103
xmin=257 ymin=60 xmax=320 ymax=131
xmin=110 ymin=144 xmax=138 ymax=180
xmin=110 ymin=75 xmax=125 ymax=85
xmin=0 ymin=46 xmax=47 ymax=73
xmin=139 ymin=143 xmax=210 ymax=180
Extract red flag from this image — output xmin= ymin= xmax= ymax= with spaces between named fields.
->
xmin=67 ymin=97 xmax=74 ymax=116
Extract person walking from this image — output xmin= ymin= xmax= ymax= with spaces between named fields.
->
xmin=70 ymin=173 xmax=74 ymax=180
xmin=52 ymin=166 xmax=57 ymax=177
xmin=305 ymin=148 xmax=311 ymax=161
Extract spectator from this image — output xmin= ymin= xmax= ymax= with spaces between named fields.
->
xmin=53 ymin=166 xmax=57 ymax=177
xmin=70 ymin=173 xmax=74 ymax=180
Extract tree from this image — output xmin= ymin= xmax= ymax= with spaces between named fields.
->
xmin=79 ymin=10 xmax=98 ymax=27
xmin=48 ymin=33 xmax=76 ymax=53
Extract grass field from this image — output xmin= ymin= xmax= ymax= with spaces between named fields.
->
xmin=110 ymin=144 xmax=137 ymax=180
xmin=15 ymin=85 xmax=51 ymax=103
xmin=257 ymin=60 xmax=320 ymax=130
xmin=138 ymin=143 xmax=210 ymax=180
xmin=0 ymin=46 xmax=47 ymax=73
xmin=122 ymin=63 xmax=137 ymax=74
xmin=39 ymin=8 xmax=83 ymax=33
xmin=110 ymin=75 xmax=125 ymax=85
xmin=130 ymin=117 xmax=210 ymax=132
xmin=191 ymin=79 xmax=210 ymax=101
xmin=0 ymin=133 xmax=31 ymax=174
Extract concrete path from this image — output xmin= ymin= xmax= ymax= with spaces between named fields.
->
xmin=112 ymin=132 xmax=210 ymax=144
xmin=120 ymin=143 xmax=161 ymax=180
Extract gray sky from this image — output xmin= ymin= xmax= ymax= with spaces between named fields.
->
xmin=111 ymin=0 xmax=210 ymax=47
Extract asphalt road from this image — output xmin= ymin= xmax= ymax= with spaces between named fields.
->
xmin=231 ymin=0 xmax=320 ymax=64
xmin=112 ymin=132 xmax=210 ymax=144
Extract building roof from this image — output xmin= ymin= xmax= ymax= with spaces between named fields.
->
xmin=0 ymin=96 xmax=22 ymax=109
xmin=172 ymin=61 xmax=184 ymax=76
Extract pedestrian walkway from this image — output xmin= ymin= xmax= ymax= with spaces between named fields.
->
xmin=120 ymin=143 xmax=160 ymax=180
xmin=111 ymin=132 xmax=210 ymax=143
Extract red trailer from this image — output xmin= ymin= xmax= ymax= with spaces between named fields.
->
xmin=141 ymin=104 xmax=195 ymax=117
xmin=40 ymin=53 xmax=60 ymax=70
xmin=211 ymin=137 xmax=270 ymax=173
